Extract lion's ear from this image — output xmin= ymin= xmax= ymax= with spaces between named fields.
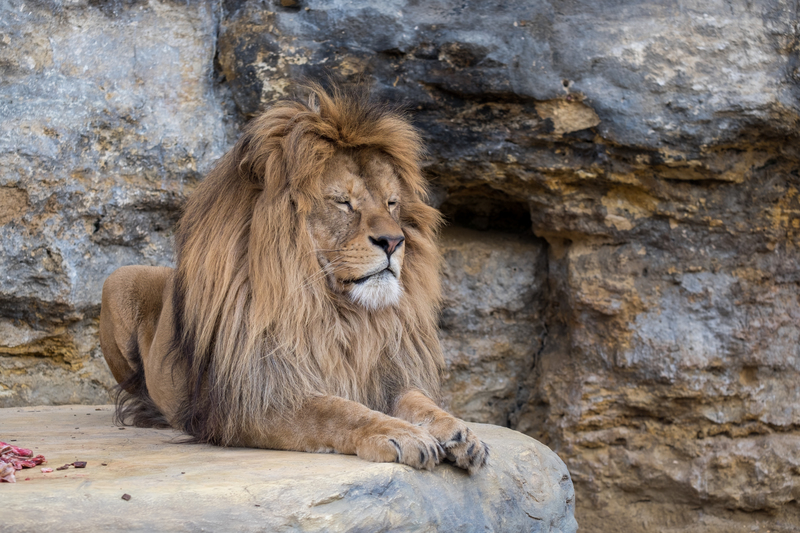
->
xmin=231 ymin=125 xmax=289 ymax=193
xmin=232 ymin=132 xmax=262 ymax=185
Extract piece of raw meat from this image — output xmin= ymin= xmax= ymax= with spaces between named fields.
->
xmin=0 ymin=462 xmax=15 ymax=483
xmin=1 ymin=441 xmax=47 ymax=483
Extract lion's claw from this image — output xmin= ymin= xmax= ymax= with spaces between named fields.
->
xmin=357 ymin=423 xmax=441 ymax=470
xmin=442 ymin=428 xmax=489 ymax=473
xmin=426 ymin=417 xmax=489 ymax=474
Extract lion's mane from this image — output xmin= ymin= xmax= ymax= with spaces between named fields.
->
xmin=171 ymin=85 xmax=444 ymax=445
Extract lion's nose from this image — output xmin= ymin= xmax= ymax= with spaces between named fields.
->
xmin=370 ymin=235 xmax=405 ymax=257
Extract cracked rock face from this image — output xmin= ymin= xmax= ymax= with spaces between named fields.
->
xmin=0 ymin=1 xmax=237 ymax=405
xmin=438 ymin=227 xmax=547 ymax=427
xmin=2 ymin=1 xmax=800 ymax=531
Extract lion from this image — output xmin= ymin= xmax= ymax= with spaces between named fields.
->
xmin=99 ymin=84 xmax=488 ymax=473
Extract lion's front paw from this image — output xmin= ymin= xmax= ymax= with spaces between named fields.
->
xmin=356 ymin=423 xmax=443 ymax=471
xmin=427 ymin=417 xmax=489 ymax=474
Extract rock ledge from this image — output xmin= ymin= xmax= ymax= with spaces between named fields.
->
xmin=2 ymin=405 xmax=576 ymax=533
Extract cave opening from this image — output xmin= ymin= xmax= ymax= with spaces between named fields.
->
xmin=437 ymin=185 xmax=534 ymax=236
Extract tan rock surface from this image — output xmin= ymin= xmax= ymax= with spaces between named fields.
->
xmin=1 ymin=405 xmax=577 ymax=533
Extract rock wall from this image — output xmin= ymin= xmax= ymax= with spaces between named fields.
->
xmin=2 ymin=1 xmax=799 ymax=532
xmin=0 ymin=1 xmax=236 ymax=404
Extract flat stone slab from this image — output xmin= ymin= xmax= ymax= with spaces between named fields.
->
xmin=1 ymin=405 xmax=576 ymax=532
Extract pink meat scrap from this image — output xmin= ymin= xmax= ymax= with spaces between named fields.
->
xmin=1 ymin=441 xmax=46 ymax=483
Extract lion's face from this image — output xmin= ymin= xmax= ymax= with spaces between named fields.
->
xmin=307 ymin=150 xmax=406 ymax=310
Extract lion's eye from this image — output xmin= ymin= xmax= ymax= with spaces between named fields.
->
xmin=336 ymin=199 xmax=353 ymax=212
xmin=387 ymin=200 xmax=398 ymax=208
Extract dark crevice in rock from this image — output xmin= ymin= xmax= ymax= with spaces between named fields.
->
xmin=438 ymin=186 xmax=533 ymax=235
xmin=378 ymin=48 xmax=407 ymax=58
xmin=273 ymin=0 xmax=304 ymax=13
xmin=211 ymin=1 xmax=225 ymax=85
xmin=418 ymin=81 xmax=540 ymax=106
xmin=0 ymin=298 xmax=79 ymax=326
xmin=507 ymin=264 xmax=550 ymax=431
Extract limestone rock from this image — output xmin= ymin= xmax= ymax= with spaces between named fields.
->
xmin=1 ymin=405 xmax=577 ymax=533
xmin=0 ymin=1 xmax=237 ymax=405
xmin=217 ymin=0 xmax=799 ymax=150
xmin=439 ymin=227 xmax=547 ymax=427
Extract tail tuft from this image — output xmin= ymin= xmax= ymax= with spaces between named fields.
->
xmin=112 ymin=335 xmax=171 ymax=429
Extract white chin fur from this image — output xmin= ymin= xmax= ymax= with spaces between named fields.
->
xmin=349 ymin=270 xmax=402 ymax=310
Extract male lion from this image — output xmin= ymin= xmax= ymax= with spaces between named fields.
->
xmin=99 ymin=85 xmax=488 ymax=473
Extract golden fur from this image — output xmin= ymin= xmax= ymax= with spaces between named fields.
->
xmin=100 ymin=85 xmax=488 ymax=472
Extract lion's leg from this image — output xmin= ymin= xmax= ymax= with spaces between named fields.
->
xmin=99 ymin=266 xmax=177 ymax=426
xmin=247 ymin=396 xmax=443 ymax=470
xmin=98 ymin=309 xmax=134 ymax=389
xmin=99 ymin=268 xmax=143 ymax=388
xmin=393 ymin=389 xmax=489 ymax=473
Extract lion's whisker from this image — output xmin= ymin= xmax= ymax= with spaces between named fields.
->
xmin=312 ymin=248 xmax=346 ymax=253
xmin=296 ymin=257 xmax=344 ymax=291
xmin=299 ymin=270 xmax=330 ymax=290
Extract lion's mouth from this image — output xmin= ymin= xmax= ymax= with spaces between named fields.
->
xmin=344 ymin=264 xmax=403 ymax=309
xmin=346 ymin=267 xmax=394 ymax=285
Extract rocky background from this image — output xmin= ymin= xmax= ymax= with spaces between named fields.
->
xmin=1 ymin=1 xmax=799 ymax=531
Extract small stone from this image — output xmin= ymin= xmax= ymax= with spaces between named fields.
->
xmin=121 ymin=494 xmax=131 ymax=501
xmin=73 ymin=461 xmax=87 ymax=468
